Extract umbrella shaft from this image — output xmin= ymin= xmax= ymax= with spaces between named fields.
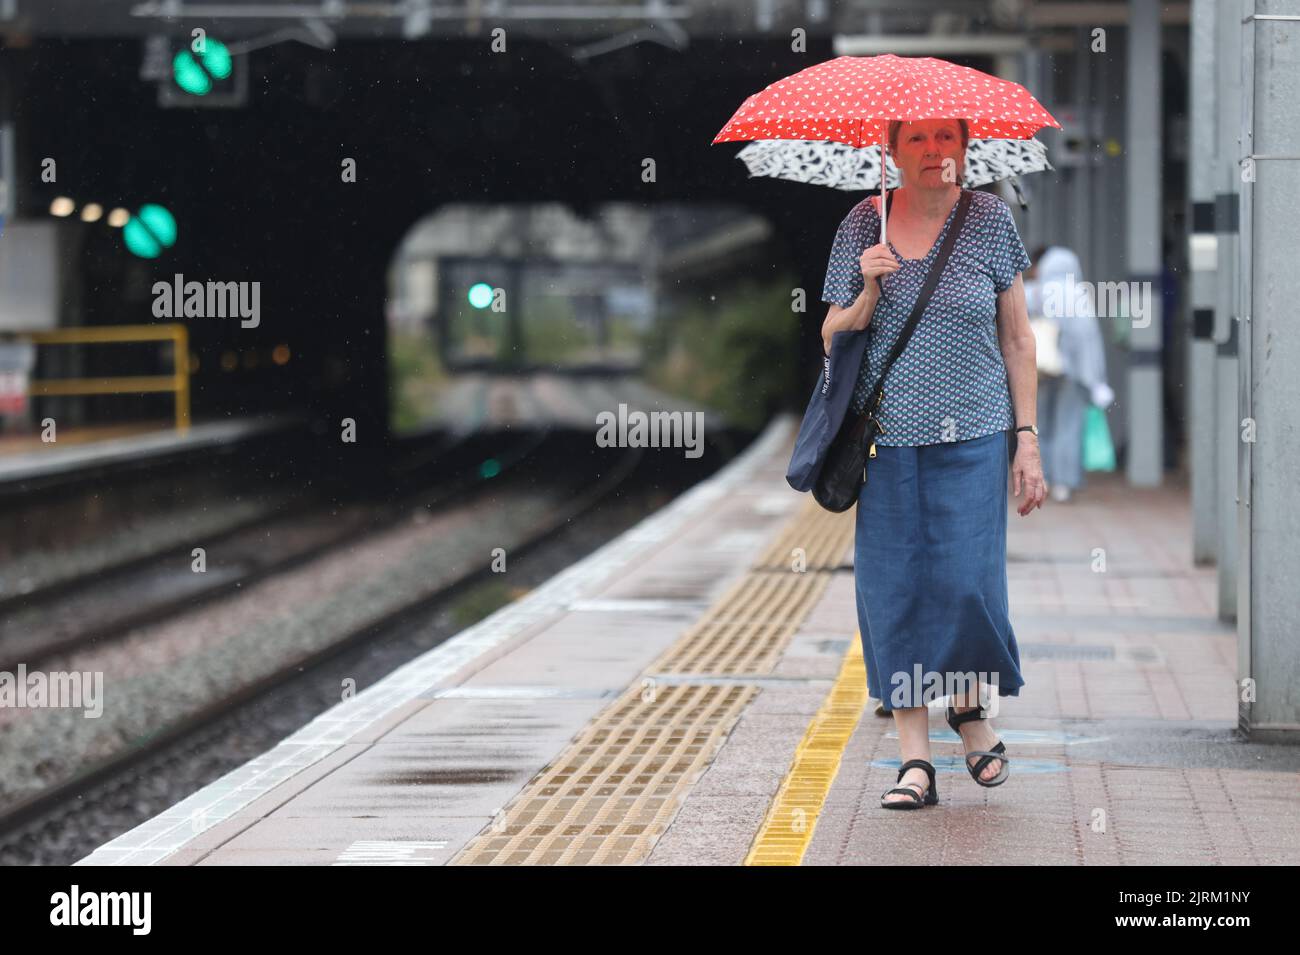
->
xmin=880 ymin=131 xmax=888 ymax=246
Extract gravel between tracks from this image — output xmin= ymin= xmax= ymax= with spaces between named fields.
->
xmin=0 ymin=483 xmax=567 ymax=813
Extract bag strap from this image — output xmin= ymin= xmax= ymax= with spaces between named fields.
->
xmin=863 ymin=188 xmax=973 ymax=415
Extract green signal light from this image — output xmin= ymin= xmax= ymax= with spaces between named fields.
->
xmin=173 ymin=50 xmax=210 ymax=95
xmin=172 ymin=38 xmax=233 ymax=96
xmin=203 ymin=41 xmax=233 ymax=80
xmin=478 ymin=458 xmax=501 ymax=479
xmin=468 ymin=283 xmax=494 ymax=309
xmin=123 ymin=218 xmax=161 ymax=258
xmin=137 ymin=204 xmax=177 ymax=246
xmin=123 ymin=204 xmax=177 ymax=259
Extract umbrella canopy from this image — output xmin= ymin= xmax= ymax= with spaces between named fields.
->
xmin=712 ymin=54 xmax=1060 ymax=147
xmin=713 ymin=54 xmax=1060 ymax=241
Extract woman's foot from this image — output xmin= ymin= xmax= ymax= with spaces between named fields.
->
xmin=951 ymin=705 xmax=1005 ymax=782
xmin=881 ymin=765 xmax=932 ymax=805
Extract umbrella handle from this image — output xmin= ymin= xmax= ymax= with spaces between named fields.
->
xmin=879 ymin=133 xmax=887 ymax=247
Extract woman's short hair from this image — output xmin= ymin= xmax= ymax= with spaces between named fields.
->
xmin=888 ymin=119 xmax=970 ymax=155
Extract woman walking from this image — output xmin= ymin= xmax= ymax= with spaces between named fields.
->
xmin=818 ymin=118 xmax=1048 ymax=809
xmin=1024 ymin=245 xmax=1115 ymax=502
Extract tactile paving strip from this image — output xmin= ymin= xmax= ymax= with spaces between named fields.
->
xmin=753 ymin=498 xmax=856 ymax=571
xmin=449 ymin=497 xmax=854 ymax=865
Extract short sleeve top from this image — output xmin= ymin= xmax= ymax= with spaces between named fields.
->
xmin=820 ymin=188 xmax=1032 ymax=446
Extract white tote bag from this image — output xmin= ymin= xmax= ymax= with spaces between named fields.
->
xmin=1030 ymin=316 xmax=1064 ymax=376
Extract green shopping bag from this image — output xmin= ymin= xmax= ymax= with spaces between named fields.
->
xmin=1083 ymin=404 xmax=1116 ymax=471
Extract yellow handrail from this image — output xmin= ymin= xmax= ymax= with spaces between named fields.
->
xmin=15 ymin=324 xmax=191 ymax=431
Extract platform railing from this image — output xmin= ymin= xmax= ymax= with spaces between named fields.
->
xmin=16 ymin=324 xmax=191 ymax=431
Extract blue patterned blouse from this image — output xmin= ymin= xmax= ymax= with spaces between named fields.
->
xmin=820 ymin=188 xmax=1031 ymax=446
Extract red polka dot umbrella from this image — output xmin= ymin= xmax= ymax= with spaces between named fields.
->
xmin=712 ymin=54 xmax=1060 ymax=243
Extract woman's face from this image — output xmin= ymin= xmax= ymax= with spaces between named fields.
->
xmin=892 ymin=120 xmax=965 ymax=188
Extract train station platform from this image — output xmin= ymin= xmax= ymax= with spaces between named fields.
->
xmin=0 ymin=415 xmax=303 ymax=490
xmin=76 ymin=414 xmax=1300 ymax=866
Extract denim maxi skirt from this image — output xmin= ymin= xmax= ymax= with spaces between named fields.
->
xmin=854 ymin=429 xmax=1025 ymax=711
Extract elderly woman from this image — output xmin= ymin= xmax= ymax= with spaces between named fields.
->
xmin=818 ymin=117 xmax=1047 ymax=809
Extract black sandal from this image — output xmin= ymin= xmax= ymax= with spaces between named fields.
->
xmin=946 ymin=702 xmax=1010 ymax=787
xmin=879 ymin=758 xmax=938 ymax=809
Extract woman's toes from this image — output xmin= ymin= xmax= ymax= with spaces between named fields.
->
xmin=884 ymin=769 xmax=928 ymax=803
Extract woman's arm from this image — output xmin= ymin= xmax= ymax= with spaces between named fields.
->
xmin=820 ymin=284 xmax=880 ymax=356
xmin=996 ymin=273 xmax=1047 ymax=514
xmin=820 ymin=239 xmax=900 ymax=355
xmin=996 ymin=273 xmax=1037 ymax=431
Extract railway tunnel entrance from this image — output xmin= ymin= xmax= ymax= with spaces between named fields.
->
xmin=384 ymin=199 xmax=797 ymax=439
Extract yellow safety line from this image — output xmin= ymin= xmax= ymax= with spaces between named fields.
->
xmin=743 ymin=629 xmax=869 ymax=866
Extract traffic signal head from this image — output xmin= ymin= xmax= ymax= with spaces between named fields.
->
xmin=123 ymin=204 xmax=177 ymax=258
xmin=173 ymin=38 xmax=233 ymax=95
xmin=158 ymin=35 xmax=246 ymax=108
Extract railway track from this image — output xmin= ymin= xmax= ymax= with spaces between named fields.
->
xmin=0 ymin=428 xmax=544 ymax=671
xmin=0 ymin=430 xmax=654 ymax=846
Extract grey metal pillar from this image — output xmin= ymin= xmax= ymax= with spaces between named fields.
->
xmin=994 ymin=49 xmax=1023 ymax=215
xmin=1021 ymin=45 xmax=1046 ymax=254
xmin=1125 ymin=0 xmax=1163 ymax=486
xmin=1188 ymin=0 xmax=1219 ymax=565
xmin=1093 ymin=32 xmax=1128 ymax=456
xmin=1214 ymin=0 xmax=1243 ymax=620
xmin=1238 ymin=2 xmax=1300 ymax=739
xmin=1070 ymin=26 xmax=1092 ymax=270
